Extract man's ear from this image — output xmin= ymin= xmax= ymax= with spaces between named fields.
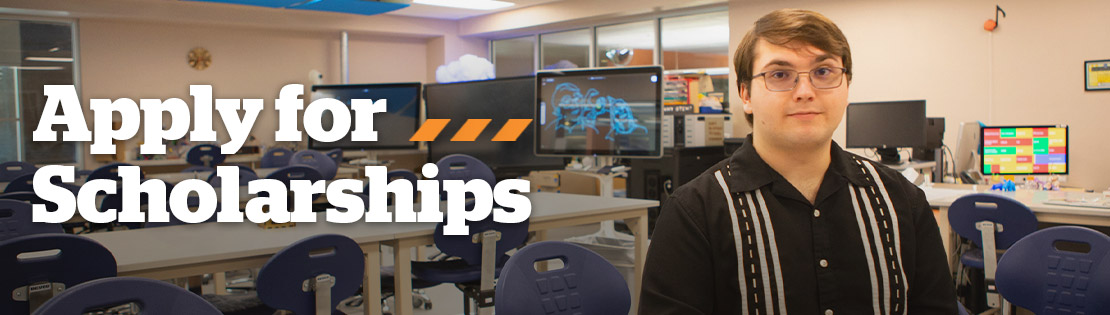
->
xmin=740 ymin=83 xmax=753 ymax=114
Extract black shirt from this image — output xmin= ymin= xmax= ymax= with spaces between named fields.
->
xmin=640 ymin=135 xmax=956 ymax=314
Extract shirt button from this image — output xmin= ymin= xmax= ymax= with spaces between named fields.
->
xmin=825 ymin=309 xmax=834 ymax=315
xmin=819 ymin=259 xmax=829 ymax=268
xmin=813 ymin=209 xmax=821 ymax=217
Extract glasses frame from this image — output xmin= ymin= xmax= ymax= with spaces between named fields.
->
xmin=751 ymin=67 xmax=849 ymax=92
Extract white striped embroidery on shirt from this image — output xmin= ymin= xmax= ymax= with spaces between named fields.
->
xmin=714 ymin=170 xmax=749 ymax=315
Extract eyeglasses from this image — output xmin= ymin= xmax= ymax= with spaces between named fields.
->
xmin=751 ymin=67 xmax=848 ymax=92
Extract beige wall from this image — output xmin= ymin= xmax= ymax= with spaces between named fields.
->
xmin=729 ymin=0 xmax=1110 ymax=190
xmin=77 ymin=18 xmax=433 ymax=164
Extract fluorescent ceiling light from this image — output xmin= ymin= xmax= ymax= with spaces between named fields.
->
xmin=413 ymin=0 xmax=514 ymax=10
xmin=25 ymin=57 xmax=73 ymax=62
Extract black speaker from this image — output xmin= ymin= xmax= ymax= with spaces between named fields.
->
xmin=629 ymin=146 xmax=733 ymax=236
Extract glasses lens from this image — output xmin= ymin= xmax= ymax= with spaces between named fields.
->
xmin=765 ymin=70 xmax=797 ymax=91
xmin=811 ymin=67 xmax=844 ymax=89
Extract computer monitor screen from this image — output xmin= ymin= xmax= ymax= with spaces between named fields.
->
xmin=535 ymin=66 xmax=663 ymax=158
xmin=845 ymin=100 xmax=927 ymax=149
xmin=980 ymin=125 xmax=1068 ymax=175
xmin=425 ymin=76 xmax=565 ymax=176
xmin=309 ymin=83 xmax=421 ymax=150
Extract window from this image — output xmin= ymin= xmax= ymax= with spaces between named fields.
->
xmin=596 ymin=20 xmax=656 ymax=68
xmin=661 ymin=11 xmax=730 ymax=107
xmin=661 ymin=11 xmax=730 ymax=71
xmin=0 ymin=18 xmax=79 ymax=164
xmin=492 ymin=35 xmax=535 ymax=78
xmin=539 ymin=28 xmax=590 ymax=70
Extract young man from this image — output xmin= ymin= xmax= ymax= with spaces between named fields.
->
xmin=639 ymin=9 xmax=956 ymax=314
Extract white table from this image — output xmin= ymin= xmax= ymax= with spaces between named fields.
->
xmin=924 ymin=184 xmax=1110 ymax=268
xmin=83 ymin=192 xmax=656 ymax=315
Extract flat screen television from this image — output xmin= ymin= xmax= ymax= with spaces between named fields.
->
xmin=534 ymin=66 xmax=663 ymax=158
xmin=425 ymin=76 xmax=565 ymax=178
xmin=308 ymin=83 xmax=421 ymax=150
xmin=980 ymin=125 xmax=1068 ymax=175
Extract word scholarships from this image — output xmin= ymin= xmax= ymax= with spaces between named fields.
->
xmin=29 ymin=84 xmax=531 ymax=236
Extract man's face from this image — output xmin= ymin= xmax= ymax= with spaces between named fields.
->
xmin=742 ymin=38 xmax=849 ymax=149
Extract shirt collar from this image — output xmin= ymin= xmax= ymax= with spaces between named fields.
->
xmin=724 ymin=134 xmax=873 ymax=193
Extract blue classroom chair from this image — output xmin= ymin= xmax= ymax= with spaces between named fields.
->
xmin=0 ymin=234 xmax=117 ymax=314
xmin=996 ymin=226 xmax=1110 ymax=314
xmin=495 ymin=241 xmax=631 ymax=315
xmin=32 ymin=277 xmax=221 ymax=315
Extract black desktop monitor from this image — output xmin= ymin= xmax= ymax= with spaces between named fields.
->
xmin=534 ymin=66 xmax=663 ymax=158
xmin=425 ymin=76 xmax=566 ymax=178
xmin=309 ymin=83 xmax=421 ymax=150
xmin=845 ymin=100 xmax=927 ymax=164
xmin=980 ymin=125 xmax=1068 ymax=175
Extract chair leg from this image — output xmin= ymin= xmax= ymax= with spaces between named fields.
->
xmin=463 ymin=295 xmax=471 ymax=315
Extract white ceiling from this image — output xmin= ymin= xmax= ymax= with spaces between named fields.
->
xmin=540 ymin=11 xmax=729 ymax=54
xmin=386 ymin=0 xmax=562 ymax=20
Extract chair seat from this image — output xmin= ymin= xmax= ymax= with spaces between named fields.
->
xmin=411 ymin=255 xmax=511 ymax=284
xmin=960 ymin=248 xmax=1003 ymax=269
xmin=381 ymin=266 xmax=442 ymax=290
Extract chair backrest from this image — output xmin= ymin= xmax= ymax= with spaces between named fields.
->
xmin=996 ymin=226 xmax=1110 ymax=314
xmin=0 ymin=234 xmax=117 ymax=314
xmin=434 ymin=154 xmax=496 ymax=203
xmin=366 ymin=170 xmax=419 ymax=204
xmin=3 ymin=174 xmax=80 ymax=195
xmin=87 ymin=163 xmax=141 ymax=182
xmin=433 ymin=209 xmax=529 ymax=266
xmin=0 ymin=162 xmax=36 ymax=183
xmin=947 ymin=193 xmax=1038 ymax=249
xmin=290 ymin=150 xmax=338 ymax=180
xmin=208 ymin=166 xmax=260 ymax=187
xmin=261 ymin=148 xmax=294 ymax=168
xmin=265 ymin=165 xmax=324 ymax=183
xmin=2 ymin=174 xmax=35 ymax=194
xmin=325 ymin=148 xmax=343 ymax=166
xmin=0 ymin=200 xmax=63 ymax=242
xmin=255 ymin=234 xmax=364 ymax=315
xmin=0 ymin=192 xmax=62 ymax=214
xmin=32 ymin=277 xmax=221 ymax=315
xmin=182 ymin=165 xmax=215 ymax=173
xmin=435 ymin=154 xmax=495 ymax=184
xmin=495 ymin=241 xmax=631 ymax=315
xmin=0 ymin=200 xmax=64 ymax=242
xmin=185 ymin=144 xmax=226 ymax=167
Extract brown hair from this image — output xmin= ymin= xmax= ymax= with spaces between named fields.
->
xmin=734 ymin=9 xmax=853 ymax=125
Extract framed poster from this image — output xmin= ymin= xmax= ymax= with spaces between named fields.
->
xmin=1086 ymin=59 xmax=1110 ymax=91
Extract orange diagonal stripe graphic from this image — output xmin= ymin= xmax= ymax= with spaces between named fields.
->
xmin=410 ymin=119 xmax=451 ymax=141
xmin=450 ymin=119 xmax=491 ymax=141
xmin=492 ymin=119 xmax=532 ymax=141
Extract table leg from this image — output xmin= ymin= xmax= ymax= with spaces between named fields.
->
xmin=392 ymin=239 xmax=419 ymax=315
xmin=626 ymin=211 xmax=649 ymax=315
xmin=363 ymin=242 xmax=382 ymax=315
xmin=534 ymin=230 xmax=549 ymax=272
xmin=213 ymin=272 xmax=227 ymax=295
xmin=935 ymin=206 xmax=959 ymax=272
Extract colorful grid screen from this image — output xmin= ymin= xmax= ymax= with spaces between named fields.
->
xmin=981 ymin=126 xmax=1067 ymax=175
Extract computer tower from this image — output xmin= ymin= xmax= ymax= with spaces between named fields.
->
xmin=913 ymin=117 xmax=945 ymax=161
xmin=629 ymin=146 xmax=734 ymax=236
